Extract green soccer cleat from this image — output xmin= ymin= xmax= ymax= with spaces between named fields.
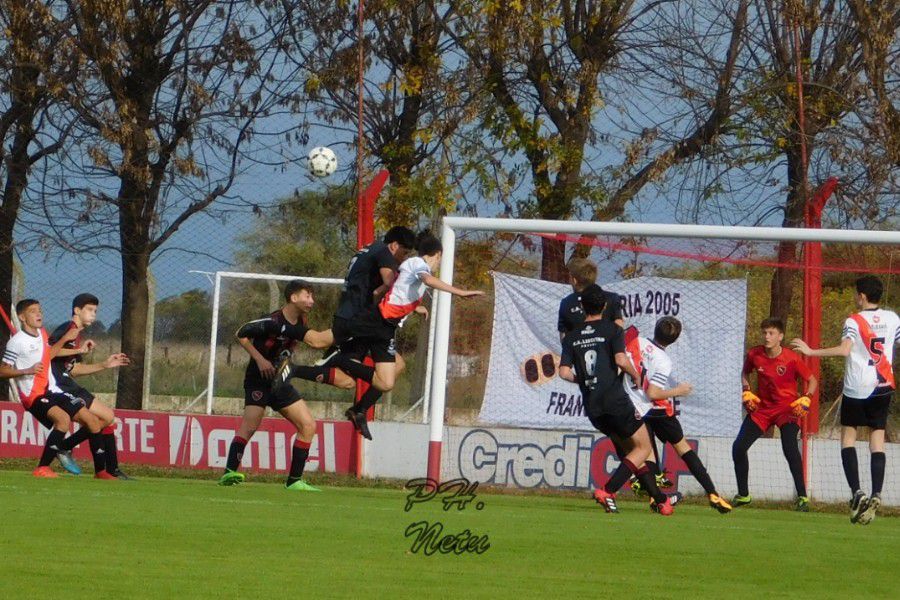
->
xmin=732 ymin=494 xmax=752 ymax=507
xmin=285 ymin=479 xmax=321 ymax=492
xmin=628 ymin=476 xmax=646 ymax=496
xmin=794 ymin=496 xmax=810 ymax=512
xmin=656 ymin=471 xmax=674 ymax=489
xmin=218 ymin=470 xmax=245 ymax=486
xmin=857 ymin=494 xmax=880 ymax=525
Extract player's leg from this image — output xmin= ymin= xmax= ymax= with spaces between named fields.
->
xmin=29 ymin=402 xmax=72 ymax=477
xmin=669 ymin=435 xmax=731 ymax=513
xmin=70 ymin=402 xmax=114 ymax=479
xmin=345 ymin=337 xmax=401 ymax=440
xmin=777 ymin=422 xmax=808 ymax=510
xmin=857 ymin=392 xmax=891 ymax=525
xmin=87 ymin=398 xmax=129 ymax=479
xmin=219 ymin=396 xmax=265 ymax=486
xmin=838 ymin=395 xmax=869 ymax=522
xmin=277 ymin=392 xmax=320 ymax=492
xmin=731 ymin=415 xmax=764 ymax=505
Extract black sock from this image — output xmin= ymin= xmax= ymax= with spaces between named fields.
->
xmin=732 ymin=416 xmax=763 ymax=497
xmin=104 ymin=433 xmax=119 ymax=472
xmin=871 ymin=452 xmax=886 ymax=496
xmin=289 ymin=365 xmax=332 ymax=384
xmin=40 ymin=430 xmax=66 ymax=467
xmin=286 ymin=439 xmax=311 ymax=485
xmin=780 ymin=423 xmax=806 ymax=497
xmin=604 ymin=458 xmax=637 ymax=494
xmin=332 ymin=354 xmax=375 ymax=383
xmin=682 ymin=450 xmax=716 ymax=495
xmin=637 ymin=470 xmax=667 ymax=504
xmin=841 ymin=447 xmax=860 ymax=493
xmin=355 ymin=386 xmax=382 ymax=413
xmin=88 ymin=434 xmax=106 ymax=473
xmin=645 ymin=460 xmax=662 ymax=477
xmin=61 ymin=427 xmax=91 ymax=451
xmin=226 ymin=436 xmax=248 ymax=472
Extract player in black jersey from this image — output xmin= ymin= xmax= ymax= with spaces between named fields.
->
xmin=558 ymin=284 xmax=677 ymax=515
xmin=274 ymin=226 xmax=416 ymax=437
xmin=49 ymin=293 xmax=131 ymax=479
xmin=219 ymin=280 xmax=334 ymax=491
xmin=557 ymin=258 xmax=623 ymax=341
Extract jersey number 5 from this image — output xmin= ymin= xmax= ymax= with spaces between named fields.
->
xmin=869 ymin=337 xmax=885 ymax=366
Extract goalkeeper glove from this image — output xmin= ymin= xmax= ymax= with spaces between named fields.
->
xmin=742 ymin=390 xmax=760 ymax=412
xmin=790 ymin=396 xmax=811 ymax=418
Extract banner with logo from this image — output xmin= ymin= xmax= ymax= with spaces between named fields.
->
xmin=479 ymin=273 xmax=746 ymax=436
xmin=0 ymin=401 xmax=356 ymax=473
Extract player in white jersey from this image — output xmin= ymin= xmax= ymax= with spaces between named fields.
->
xmin=792 ymin=275 xmax=899 ymax=525
xmin=0 ymin=299 xmax=106 ymax=477
xmin=623 ymin=317 xmax=732 ymax=513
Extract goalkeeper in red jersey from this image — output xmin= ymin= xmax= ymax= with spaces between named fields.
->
xmin=733 ymin=318 xmax=817 ymax=511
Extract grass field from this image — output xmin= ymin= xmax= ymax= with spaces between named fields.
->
xmin=1 ymin=467 xmax=897 ymax=599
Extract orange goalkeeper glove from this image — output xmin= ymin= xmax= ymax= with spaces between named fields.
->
xmin=790 ymin=396 xmax=811 ymax=418
xmin=742 ymin=390 xmax=760 ymax=412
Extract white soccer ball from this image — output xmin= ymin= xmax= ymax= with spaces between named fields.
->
xmin=307 ymin=146 xmax=337 ymax=177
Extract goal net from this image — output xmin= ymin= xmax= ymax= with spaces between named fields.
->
xmin=428 ymin=217 xmax=900 ymax=506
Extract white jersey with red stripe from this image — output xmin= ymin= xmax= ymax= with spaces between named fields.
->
xmin=841 ymin=308 xmax=900 ymax=398
xmin=2 ymin=329 xmax=61 ymax=404
xmin=379 ymin=256 xmax=432 ymax=324
xmin=623 ymin=336 xmax=675 ymax=416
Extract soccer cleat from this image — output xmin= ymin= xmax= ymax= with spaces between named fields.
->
xmin=32 ymin=466 xmax=58 ymax=478
xmin=94 ymin=470 xmax=117 ymax=480
xmin=856 ymin=494 xmax=880 ymax=525
xmin=656 ymin=471 xmax=674 ymax=489
xmin=794 ymin=496 xmax=810 ymax=512
xmin=593 ymin=488 xmax=619 ymax=513
xmin=56 ymin=450 xmax=81 ymax=475
xmin=111 ymin=469 xmax=134 ymax=480
xmin=271 ymin=358 xmax=293 ymax=392
xmin=650 ymin=493 xmax=678 ymax=516
xmin=709 ymin=493 xmax=733 ymax=514
xmin=849 ymin=490 xmax=868 ymax=524
xmin=628 ymin=476 xmax=646 ymax=496
xmin=345 ymin=407 xmax=372 ymax=440
xmin=218 ymin=470 xmax=246 ymax=486
xmin=285 ymin=479 xmax=321 ymax=492
xmin=732 ymin=494 xmax=752 ymax=507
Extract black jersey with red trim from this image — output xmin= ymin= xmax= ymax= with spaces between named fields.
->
xmin=238 ymin=310 xmax=310 ymax=384
xmin=49 ymin=320 xmax=83 ymax=378
xmin=335 ymin=240 xmax=399 ymax=321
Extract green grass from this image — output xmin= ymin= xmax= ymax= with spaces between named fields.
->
xmin=0 ymin=468 xmax=897 ymax=599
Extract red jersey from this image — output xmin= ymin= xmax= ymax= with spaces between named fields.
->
xmin=743 ymin=346 xmax=811 ymax=407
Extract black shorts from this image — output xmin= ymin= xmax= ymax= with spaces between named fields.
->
xmin=841 ymin=390 xmax=893 ymax=429
xmin=643 ymin=413 xmax=685 ymax=445
xmin=244 ymin=382 xmax=302 ymax=412
xmin=586 ymin=388 xmax=643 ymax=439
xmin=57 ymin=374 xmax=95 ymax=408
xmin=27 ymin=391 xmax=87 ymax=430
xmin=332 ymin=315 xmax=396 ymax=364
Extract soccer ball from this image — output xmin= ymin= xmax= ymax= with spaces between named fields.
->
xmin=307 ymin=146 xmax=337 ymax=177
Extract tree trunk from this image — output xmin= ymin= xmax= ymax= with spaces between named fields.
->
xmin=768 ymin=145 xmax=808 ymax=326
xmin=540 ymin=236 xmax=568 ymax=282
xmin=0 ymin=120 xmax=33 ymax=346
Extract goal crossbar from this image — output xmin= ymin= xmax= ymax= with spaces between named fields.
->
xmin=425 ymin=217 xmax=900 ymax=482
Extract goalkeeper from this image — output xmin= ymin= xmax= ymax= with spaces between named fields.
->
xmin=733 ymin=318 xmax=817 ymax=511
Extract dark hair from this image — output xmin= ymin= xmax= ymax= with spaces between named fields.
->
xmin=416 ymin=231 xmax=442 ymax=257
xmin=383 ymin=226 xmax=416 ymax=249
xmin=855 ymin=275 xmax=883 ymax=303
xmin=760 ymin=317 xmax=784 ymax=334
xmin=284 ymin=279 xmax=314 ymax=302
xmin=15 ymin=299 xmax=39 ymax=315
xmin=579 ymin=284 xmax=607 ymax=316
xmin=654 ymin=316 xmax=682 ymax=346
xmin=72 ymin=293 xmax=100 ymax=313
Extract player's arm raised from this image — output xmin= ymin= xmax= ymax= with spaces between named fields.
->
xmin=421 ymin=273 xmax=484 ymax=298
xmin=48 ymin=326 xmax=81 ymax=359
xmin=790 ymin=337 xmax=852 ymax=358
xmin=70 ymin=354 xmax=130 ymax=376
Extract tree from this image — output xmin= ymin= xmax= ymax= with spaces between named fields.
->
xmin=48 ymin=1 xmax=300 ymax=409
xmin=0 ymin=0 xmax=75 ymax=346
xmin=444 ymin=1 xmax=749 ymax=281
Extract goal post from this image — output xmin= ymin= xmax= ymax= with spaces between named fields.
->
xmin=204 ymin=271 xmax=344 ymax=415
xmin=426 ymin=216 xmax=900 ymax=493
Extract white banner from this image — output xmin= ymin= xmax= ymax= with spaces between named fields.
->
xmin=479 ymin=273 xmax=746 ymax=436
